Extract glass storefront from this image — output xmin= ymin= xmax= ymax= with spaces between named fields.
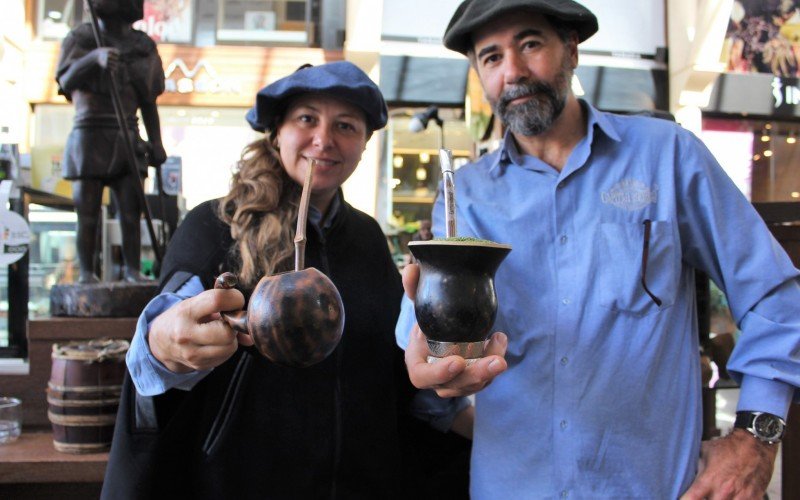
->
xmin=35 ymin=0 xmax=314 ymax=46
xmin=702 ymin=117 xmax=800 ymax=203
xmin=382 ymin=110 xmax=473 ymax=266
xmin=217 ymin=0 xmax=310 ymax=44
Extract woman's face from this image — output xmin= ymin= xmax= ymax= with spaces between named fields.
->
xmin=276 ymin=94 xmax=369 ymax=210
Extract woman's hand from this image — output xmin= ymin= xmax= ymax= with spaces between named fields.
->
xmin=149 ymin=288 xmax=253 ymax=373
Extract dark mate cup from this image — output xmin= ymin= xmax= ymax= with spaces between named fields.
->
xmin=408 ymin=240 xmax=511 ymax=363
xmin=216 ymin=269 xmax=345 ymax=368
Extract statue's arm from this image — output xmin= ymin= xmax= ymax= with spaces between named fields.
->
xmin=140 ymin=101 xmax=167 ymax=167
xmin=57 ymin=47 xmax=119 ymax=94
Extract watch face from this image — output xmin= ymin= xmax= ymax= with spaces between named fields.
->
xmin=753 ymin=413 xmax=785 ymax=441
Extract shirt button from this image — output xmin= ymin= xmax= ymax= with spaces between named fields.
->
xmin=560 ymin=420 xmax=568 ymax=429
xmin=562 ymin=298 xmax=571 ymax=305
xmin=560 ymin=356 xmax=568 ymax=366
xmin=560 ymin=235 xmax=568 ymax=245
xmin=561 ymin=490 xmax=568 ymax=498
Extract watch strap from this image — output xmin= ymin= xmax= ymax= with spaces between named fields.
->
xmin=733 ymin=411 xmax=754 ymax=430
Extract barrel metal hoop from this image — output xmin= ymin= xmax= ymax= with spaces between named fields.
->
xmin=47 ymin=395 xmax=121 ymax=407
xmin=47 ymin=382 xmax=123 ymax=393
xmin=47 ymin=410 xmax=118 ymax=426
xmin=52 ymin=441 xmax=110 ymax=453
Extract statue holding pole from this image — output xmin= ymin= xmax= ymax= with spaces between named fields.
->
xmin=56 ymin=0 xmax=165 ymax=284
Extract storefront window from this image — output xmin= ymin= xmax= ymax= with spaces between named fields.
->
xmin=702 ymin=117 xmax=800 ymax=203
xmin=384 ymin=112 xmax=472 ymax=266
xmin=37 ymin=0 xmax=80 ymax=40
xmin=217 ymin=0 xmax=310 ymax=44
xmin=37 ymin=0 xmax=194 ymax=43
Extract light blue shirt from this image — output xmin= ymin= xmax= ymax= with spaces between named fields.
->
xmin=396 ymin=101 xmax=800 ymax=498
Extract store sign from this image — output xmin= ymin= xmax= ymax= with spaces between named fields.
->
xmin=164 ymin=59 xmax=242 ymax=95
xmin=772 ymin=77 xmax=800 ymax=109
xmin=133 ymin=0 xmax=193 ymax=43
xmin=0 ymin=180 xmax=29 ymax=265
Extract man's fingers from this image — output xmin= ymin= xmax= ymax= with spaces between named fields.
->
xmin=431 ymin=353 xmax=507 ymax=397
xmin=679 ymin=480 xmax=708 ymax=500
xmin=401 ymin=264 xmax=420 ymax=301
xmin=484 ymin=332 xmax=509 ymax=357
xmin=405 ymin=327 xmax=465 ymax=388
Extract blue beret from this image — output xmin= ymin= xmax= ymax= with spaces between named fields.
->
xmin=444 ymin=0 xmax=598 ymax=55
xmin=246 ymin=61 xmax=388 ymax=134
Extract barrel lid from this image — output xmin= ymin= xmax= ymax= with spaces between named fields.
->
xmin=51 ymin=338 xmax=130 ymax=362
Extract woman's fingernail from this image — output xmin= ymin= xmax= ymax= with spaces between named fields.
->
xmin=488 ymin=359 xmax=503 ymax=374
xmin=448 ymin=360 xmax=461 ymax=373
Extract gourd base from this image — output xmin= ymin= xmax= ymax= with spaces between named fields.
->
xmin=426 ymin=340 xmax=484 ymax=365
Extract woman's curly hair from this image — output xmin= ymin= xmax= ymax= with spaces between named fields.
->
xmin=218 ymin=135 xmax=300 ymax=290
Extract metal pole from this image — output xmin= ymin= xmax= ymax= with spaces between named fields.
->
xmin=84 ymin=0 xmax=163 ymax=265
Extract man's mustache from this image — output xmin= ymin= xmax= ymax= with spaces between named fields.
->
xmin=498 ymin=81 xmax=556 ymax=109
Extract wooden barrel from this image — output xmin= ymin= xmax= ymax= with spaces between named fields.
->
xmin=47 ymin=338 xmax=129 ymax=454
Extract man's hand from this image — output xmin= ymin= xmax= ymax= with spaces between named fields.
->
xmin=681 ymin=428 xmax=778 ymax=500
xmin=402 ymin=263 xmax=508 ymax=398
xmin=149 ymin=288 xmax=254 ymax=373
xmin=405 ymin=326 xmax=507 ymax=398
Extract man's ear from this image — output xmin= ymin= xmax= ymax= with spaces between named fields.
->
xmin=568 ymin=32 xmax=579 ymax=69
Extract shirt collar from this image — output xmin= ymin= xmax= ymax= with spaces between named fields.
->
xmin=489 ymin=99 xmax=621 ymax=176
xmin=307 ymin=189 xmax=342 ymax=232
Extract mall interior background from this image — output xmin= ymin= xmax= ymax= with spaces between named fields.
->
xmin=1 ymin=1 xmax=799 ymax=497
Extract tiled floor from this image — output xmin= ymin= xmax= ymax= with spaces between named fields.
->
xmin=715 ymin=388 xmax=782 ymax=499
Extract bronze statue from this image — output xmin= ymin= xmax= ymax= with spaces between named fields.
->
xmin=56 ymin=0 xmax=166 ymax=283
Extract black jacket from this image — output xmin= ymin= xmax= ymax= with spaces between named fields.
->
xmin=101 ymin=199 xmax=470 ymax=499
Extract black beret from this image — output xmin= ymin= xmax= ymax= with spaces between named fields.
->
xmin=246 ymin=61 xmax=388 ymax=133
xmin=443 ymin=0 xmax=598 ymax=55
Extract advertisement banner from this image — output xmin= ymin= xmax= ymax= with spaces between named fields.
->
xmin=134 ymin=0 xmax=193 ymax=44
xmin=724 ymin=0 xmax=800 ymax=77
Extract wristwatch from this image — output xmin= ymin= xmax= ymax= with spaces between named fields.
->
xmin=734 ymin=411 xmax=786 ymax=444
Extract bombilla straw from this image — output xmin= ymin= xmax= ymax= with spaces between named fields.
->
xmin=440 ymin=149 xmax=457 ymax=238
xmin=294 ymin=159 xmax=316 ymax=271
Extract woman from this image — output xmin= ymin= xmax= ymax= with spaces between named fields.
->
xmin=102 ymin=62 xmax=471 ymax=499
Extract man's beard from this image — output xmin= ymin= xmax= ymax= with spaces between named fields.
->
xmin=493 ymin=65 xmax=571 ymax=136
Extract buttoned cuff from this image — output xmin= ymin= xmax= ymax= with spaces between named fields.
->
xmin=736 ymin=375 xmax=795 ymax=420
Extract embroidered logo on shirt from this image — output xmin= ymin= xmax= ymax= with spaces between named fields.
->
xmin=601 ymin=179 xmax=658 ymax=211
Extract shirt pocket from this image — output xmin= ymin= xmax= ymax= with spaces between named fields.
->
xmin=595 ymin=220 xmax=680 ymax=316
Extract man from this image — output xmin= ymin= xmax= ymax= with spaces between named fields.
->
xmin=396 ymin=0 xmax=800 ymax=497
xmin=56 ymin=0 xmax=166 ymax=283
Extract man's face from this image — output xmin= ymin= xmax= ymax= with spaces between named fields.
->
xmin=471 ymin=12 xmax=577 ymax=136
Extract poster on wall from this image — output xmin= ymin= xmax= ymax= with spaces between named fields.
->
xmin=723 ymin=0 xmax=800 ymax=77
xmin=133 ymin=0 xmax=193 ymax=44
